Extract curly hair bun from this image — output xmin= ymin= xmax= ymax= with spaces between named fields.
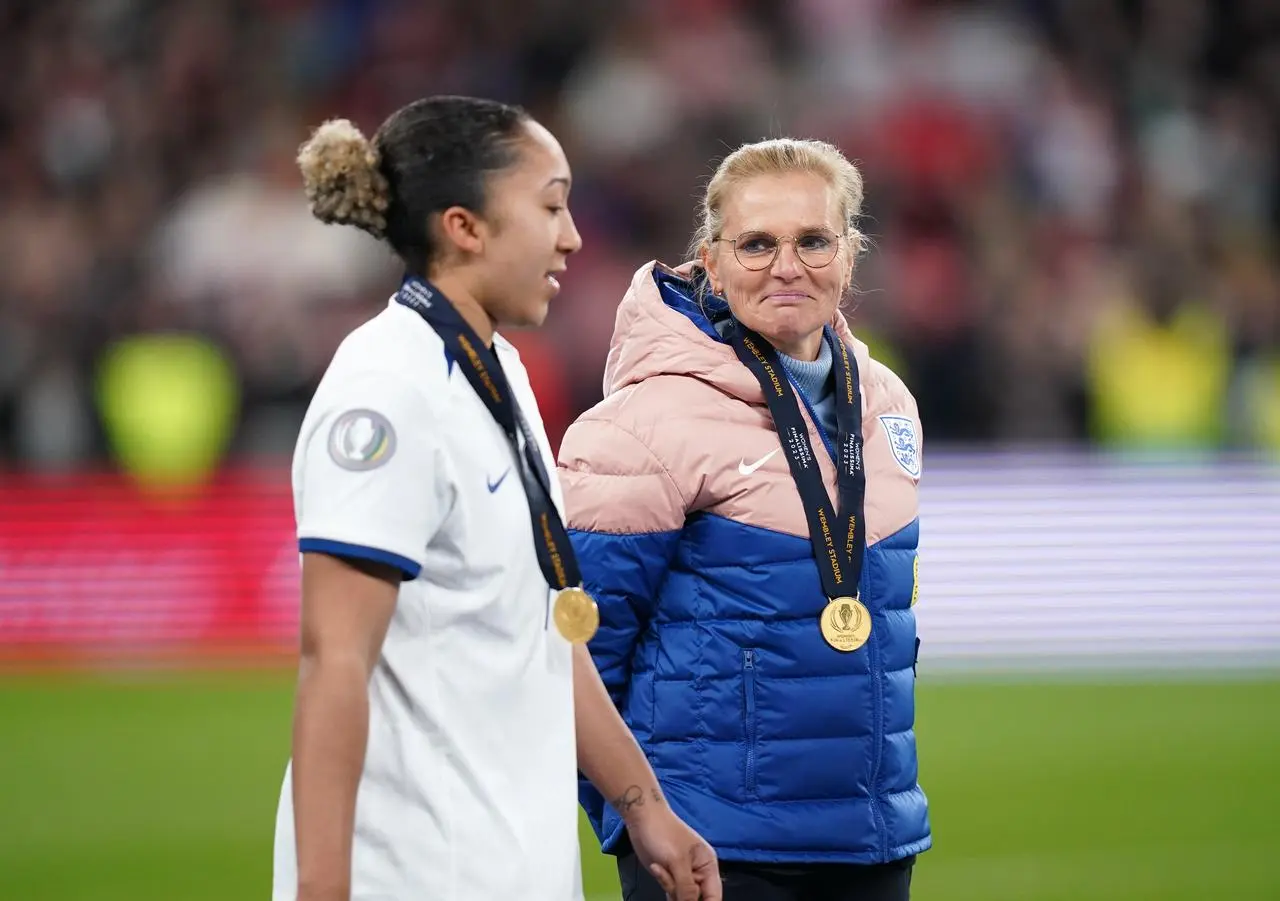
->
xmin=297 ymin=118 xmax=390 ymax=239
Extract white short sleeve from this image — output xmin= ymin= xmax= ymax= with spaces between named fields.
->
xmin=295 ymin=373 xmax=447 ymax=580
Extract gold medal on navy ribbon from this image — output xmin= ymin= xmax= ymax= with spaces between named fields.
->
xmin=553 ymin=586 xmax=599 ymax=644
xmin=821 ymin=595 xmax=871 ymax=652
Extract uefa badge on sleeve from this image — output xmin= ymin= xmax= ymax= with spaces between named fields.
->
xmin=328 ymin=409 xmax=397 ymax=471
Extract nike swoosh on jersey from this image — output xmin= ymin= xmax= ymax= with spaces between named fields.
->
xmin=738 ymin=448 xmax=780 ymax=476
xmin=487 ymin=468 xmax=511 ymax=493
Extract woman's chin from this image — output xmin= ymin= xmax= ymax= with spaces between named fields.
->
xmin=753 ymin=313 xmax=824 ymax=349
xmin=506 ymin=298 xmax=551 ymax=330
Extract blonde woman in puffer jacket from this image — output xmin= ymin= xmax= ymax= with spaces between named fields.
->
xmin=559 ymin=138 xmax=930 ymax=901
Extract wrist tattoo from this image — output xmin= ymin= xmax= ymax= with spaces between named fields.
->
xmin=613 ymin=785 xmax=644 ymax=814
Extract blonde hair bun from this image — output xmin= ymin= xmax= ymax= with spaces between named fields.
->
xmin=297 ymin=118 xmax=390 ymax=239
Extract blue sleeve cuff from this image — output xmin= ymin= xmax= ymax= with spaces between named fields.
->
xmin=298 ymin=538 xmax=422 ymax=581
xmin=579 ymin=776 xmax=607 ymax=842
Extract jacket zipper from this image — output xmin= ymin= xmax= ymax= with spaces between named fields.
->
xmin=786 ymin=353 xmax=887 ymax=851
xmin=743 ymin=648 xmax=758 ymax=796
xmin=784 ymin=370 xmax=837 ymax=462
xmin=865 ymin=573 xmax=888 ymax=859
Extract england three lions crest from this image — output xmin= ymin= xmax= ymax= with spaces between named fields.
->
xmin=879 ymin=415 xmax=921 ymax=478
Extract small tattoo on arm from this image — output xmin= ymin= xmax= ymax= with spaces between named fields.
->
xmin=651 ymin=787 xmax=665 ymax=805
xmin=613 ymin=785 xmax=644 ymax=814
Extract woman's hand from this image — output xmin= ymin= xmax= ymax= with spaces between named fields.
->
xmin=623 ymin=794 xmax=722 ymax=901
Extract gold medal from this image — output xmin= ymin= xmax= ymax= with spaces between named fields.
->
xmin=820 ymin=596 xmax=871 ymax=652
xmin=553 ymin=587 xmax=599 ymax=644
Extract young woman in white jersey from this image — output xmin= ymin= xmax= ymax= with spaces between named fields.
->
xmin=276 ymin=95 xmax=720 ymax=901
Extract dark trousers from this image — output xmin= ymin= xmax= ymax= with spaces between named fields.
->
xmin=616 ymin=841 xmax=914 ymax=901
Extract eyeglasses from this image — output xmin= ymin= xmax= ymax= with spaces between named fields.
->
xmin=714 ymin=228 xmax=842 ymax=271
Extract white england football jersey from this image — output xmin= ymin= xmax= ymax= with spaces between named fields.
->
xmin=272 ymin=297 xmax=582 ymax=901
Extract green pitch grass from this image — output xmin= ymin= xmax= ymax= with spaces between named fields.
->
xmin=1 ymin=671 xmax=1277 ymax=901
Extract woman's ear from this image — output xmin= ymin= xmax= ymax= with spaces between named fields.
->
xmin=435 ymin=205 xmax=485 ymax=256
xmin=700 ymin=244 xmax=722 ymax=294
xmin=843 ymin=240 xmax=858 ymax=292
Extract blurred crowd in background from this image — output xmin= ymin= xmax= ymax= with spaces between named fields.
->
xmin=1 ymin=0 xmax=1278 ymax=479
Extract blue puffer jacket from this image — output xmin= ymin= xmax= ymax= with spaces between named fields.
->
xmin=557 ymin=264 xmax=930 ymax=864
